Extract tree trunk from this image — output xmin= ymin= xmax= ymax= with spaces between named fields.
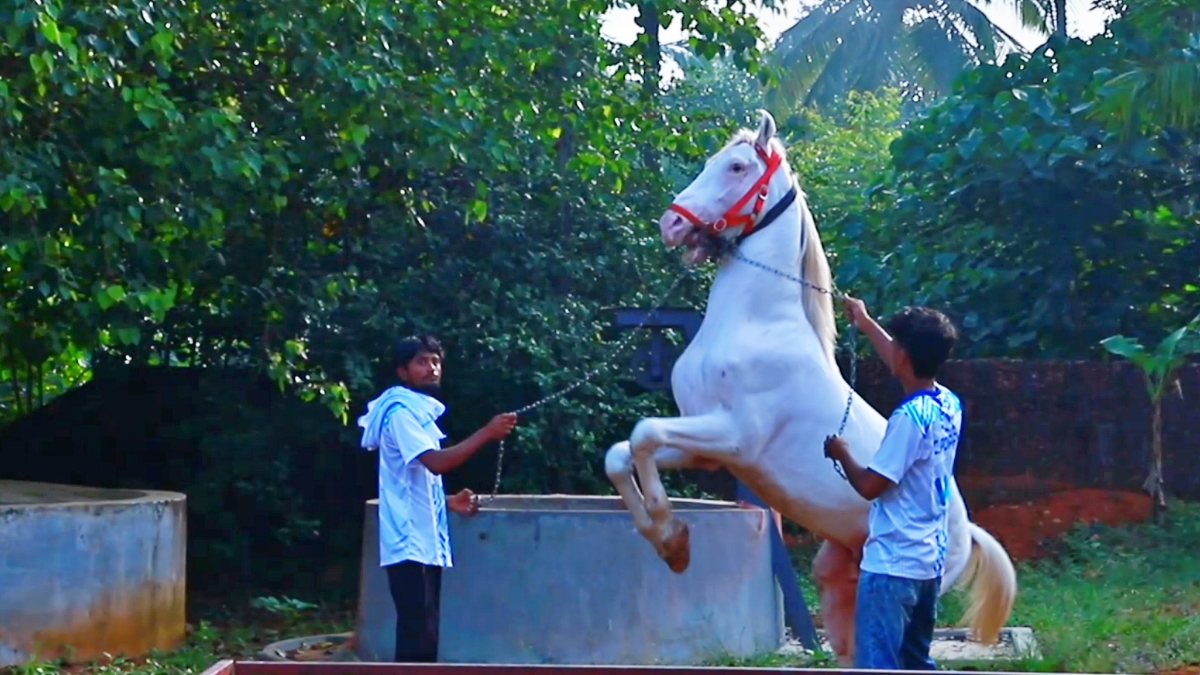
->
xmin=636 ymin=1 xmax=661 ymax=174
xmin=1149 ymin=399 xmax=1167 ymax=524
xmin=1054 ymin=0 xmax=1068 ymax=37
xmin=552 ymin=40 xmax=576 ymax=295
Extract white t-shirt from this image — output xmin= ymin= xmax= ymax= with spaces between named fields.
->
xmin=860 ymin=383 xmax=962 ymax=581
xmin=377 ymin=401 xmax=454 ymax=568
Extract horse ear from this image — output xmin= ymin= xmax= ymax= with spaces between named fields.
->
xmin=754 ymin=109 xmax=776 ymax=152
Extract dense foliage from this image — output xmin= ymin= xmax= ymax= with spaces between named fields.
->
xmin=880 ymin=19 xmax=1199 ymax=357
xmin=0 ymin=0 xmax=767 ymax=585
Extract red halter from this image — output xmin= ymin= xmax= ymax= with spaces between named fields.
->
xmin=667 ymin=143 xmax=785 ymax=239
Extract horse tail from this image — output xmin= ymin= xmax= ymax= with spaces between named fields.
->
xmin=798 ymin=194 xmax=837 ymax=369
xmin=956 ymin=522 xmax=1018 ymax=644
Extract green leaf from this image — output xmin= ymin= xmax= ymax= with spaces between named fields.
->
xmin=349 ymin=123 xmax=370 ymax=147
xmin=115 ymin=327 xmax=141 ymax=346
xmin=96 ymin=284 xmax=126 ymax=310
xmin=1154 ymin=324 xmax=1192 ymax=364
xmin=151 ymin=30 xmax=174 ymax=56
xmin=470 ymin=199 xmax=488 ymax=222
xmin=956 ymin=128 xmax=985 ymax=159
xmin=39 ymin=17 xmax=63 ymax=46
xmin=1099 ymin=335 xmax=1145 ymax=361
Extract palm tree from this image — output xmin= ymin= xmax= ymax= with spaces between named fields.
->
xmin=1088 ymin=0 xmax=1200 ymax=132
xmin=765 ymin=0 xmax=1048 ymax=111
xmin=1032 ymin=0 xmax=1099 ymax=37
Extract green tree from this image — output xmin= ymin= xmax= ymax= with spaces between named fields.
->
xmin=765 ymin=0 xmax=1048 ymax=110
xmin=1 ymin=0 xmax=773 ymax=578
xmin=874 ymin=13 xmax=1199 ymax=358
xmin=0 ymin=0 xmax=768 ymax=424
xmin=1101 ymin=313 xmax=1200 ymax=523
xmin=1086 ymin=0 xmax=1200 ymax=134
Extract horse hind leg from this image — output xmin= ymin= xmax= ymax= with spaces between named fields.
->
xmin=813 ymin=539 xmax=861 ymax=667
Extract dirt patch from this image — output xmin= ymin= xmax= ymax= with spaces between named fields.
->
xmin=971 ymin=488 xmax=1153 ymax=561
xmin=957 ymin=473 xmax=1077 ymax=508
xmin=1157 ymin=664 xmax=1200 ymax=675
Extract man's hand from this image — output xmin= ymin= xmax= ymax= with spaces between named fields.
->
xmin=824 ymin=435 xmax=851 ymax=463
xmin=447 ymin=488 xmax=480 ymax=516
xmin=824 ymin=435 xmax=894 ymax=501
xmin=483 ymin=412 xmax=518 ymax=441
xmin=841 ymin=295 xmax=871 ymax=330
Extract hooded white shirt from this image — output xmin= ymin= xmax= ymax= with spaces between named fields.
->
xmin=358 ymin=385 xmax=453 ymax=568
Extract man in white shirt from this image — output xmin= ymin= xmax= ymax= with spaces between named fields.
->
xmin=358 ymin=335 xmax=517 ymax=663
xmin=823 ymin=301 xmax=962 ymax=670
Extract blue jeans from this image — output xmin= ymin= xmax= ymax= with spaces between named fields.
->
xmin=853 ymin=571 xmax=940 ymax=670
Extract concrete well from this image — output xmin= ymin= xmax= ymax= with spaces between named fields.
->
xmin=355 ymin=495 xmax=783 ymax=665
xmin=0 ymin=480 xmax=187 ymax=666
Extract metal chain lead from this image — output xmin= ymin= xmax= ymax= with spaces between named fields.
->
xmin=484 ymin=266 xmax=695 ymax=501
xmin=831 ymin=322 xmax=856 ymax=481
xmin=724 ymin=246 xmax=858 ymax=482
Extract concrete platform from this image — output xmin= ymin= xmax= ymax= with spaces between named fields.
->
xmin=0 ymin=480 xmax=187 ymax=666
xmin=355 ymin=495 xmax=783 ymax=665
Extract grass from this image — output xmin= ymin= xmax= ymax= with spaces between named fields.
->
xmin=4 ymin=502 xmax=1198 ymax=675
xmin=709 ymin=499 xmax=1200 ymax=673
xmin=999 ymin=499 xmax=1200 ymax=674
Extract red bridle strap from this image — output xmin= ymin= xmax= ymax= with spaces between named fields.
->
xmin=668 ymin=144 xmax=785 ymax=239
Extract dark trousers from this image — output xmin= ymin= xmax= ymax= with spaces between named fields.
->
xmin=385 ymin=560 xmax=443 ymax=662
xmin=853 ymin=571 xmax=941 ymax=670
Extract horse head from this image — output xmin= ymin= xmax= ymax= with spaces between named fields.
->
xmin=660 ymin=109 xmax=792 ymax=265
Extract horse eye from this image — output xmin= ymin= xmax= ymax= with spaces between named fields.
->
xmin=730 ymin=162 xmax=745 ymax=172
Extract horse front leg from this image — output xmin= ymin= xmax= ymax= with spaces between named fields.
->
xmin=604 ymin=443 xmax=721 ymax=542
xmin=628 ymin=411 xmax=740 ymax=573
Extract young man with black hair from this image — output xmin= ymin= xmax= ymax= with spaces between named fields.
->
xmin=823 ymin=297 xmax=962 ymax=671
xmin=358 ymin=335 xmax=517 ymax=663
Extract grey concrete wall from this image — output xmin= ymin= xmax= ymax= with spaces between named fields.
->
xmin=0 ymin=481 xmax=187 ymax=667
xmin=356 ymin=495 xmax=782 ymax=665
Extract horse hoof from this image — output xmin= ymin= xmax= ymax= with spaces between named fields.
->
xmin=661 ymin=519 xmax=691 ymax=574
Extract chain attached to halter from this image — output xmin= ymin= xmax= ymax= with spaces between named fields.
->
xmin=716 ymin=243 xmax=859 ymax=482
xmin=482 ymin=266 xmax=695 ymax=502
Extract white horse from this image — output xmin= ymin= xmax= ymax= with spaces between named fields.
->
xmin=604 ymin=110 xmax=1017 ymax=664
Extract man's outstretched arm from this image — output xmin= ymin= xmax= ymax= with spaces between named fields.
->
xmin=417 ymin=413 xmax=517 ymax=475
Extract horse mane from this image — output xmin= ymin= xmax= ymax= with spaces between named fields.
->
xmin=719 ymin=129 xmax=839 ymax=370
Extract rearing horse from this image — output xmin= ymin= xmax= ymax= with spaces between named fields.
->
xmin=604 ymin=110 xmax=1017 ymax=665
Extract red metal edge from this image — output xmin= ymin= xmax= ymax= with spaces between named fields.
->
xmin=198 ymin=659 xmax=237 ymax=675
xmin=225 ymin=663 xmax=1099 ymax=675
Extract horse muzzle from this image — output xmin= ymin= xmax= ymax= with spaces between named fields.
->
xmin=659 ymin=208 xmax=696 ymax=248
